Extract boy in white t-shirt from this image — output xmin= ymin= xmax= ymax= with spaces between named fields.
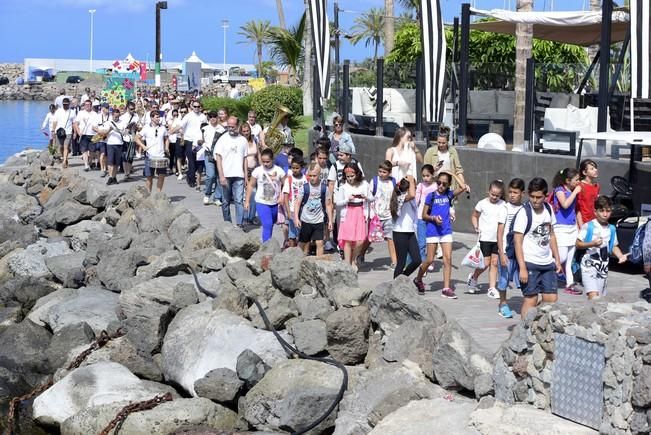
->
xmin=576 ymin=195 xmax=628 ymax=300
xmin=283 ymin=156 xmax=307 ymax=248
xmin=135 ymin=110 xmax=169 ymax=193
xmin=514 ymin=177 xmax=562 ymax=319
xmin=468 ymin=180 xmax=506 ymax=297
xmin=365 ymin=160 xmax=398 ymax=267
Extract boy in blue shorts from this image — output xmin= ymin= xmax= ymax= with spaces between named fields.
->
xmin=514 ymin=177 xmax=562 ymax=319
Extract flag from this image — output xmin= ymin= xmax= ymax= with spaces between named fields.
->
xmin=420 ymin=0 xmax=447 ymax=122
xmin=631 ymin=0 xmax=651 ymax=99
xmin=308 ymin=0 xmax=331 ymax=102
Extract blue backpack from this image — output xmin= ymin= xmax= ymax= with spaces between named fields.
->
xmin=371 ymin=175 xmax=396 ymax=196
xmin=299 ymin=182 xmax=328 ymax=219
xmin=505 ymin=202 xmax=553 ymax=260
xmin=583 ymin=220 xmax=616 ymax=253
xmin=629 ymin=221 xmax=648 ymax=265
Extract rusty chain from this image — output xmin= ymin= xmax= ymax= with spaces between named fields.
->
xmin=2 ymin=328 xmax=124 ymax=435
xmin=99 ymin=392 xmax=173 ymax=435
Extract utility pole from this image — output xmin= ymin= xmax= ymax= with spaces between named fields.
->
xmin=89 ymin=9 xmax=96 ymax=74
xmin=222 ymin=20 xmax=229 ymax=73
xmin=334 ymin=1 xmax=341 ymax=116
xmin=155 ymin=1 xmax=168 ymax=87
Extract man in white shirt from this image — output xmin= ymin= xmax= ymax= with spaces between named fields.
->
xmin=201 ymin=112 xmax=225 ymax=205
xmin=229 ymin=82 xmax=240 ymax=99
xmin=54 ymin=89 xmax=70 ymax=109
xmin=247 ymin=110 xmax=262 ymax=139
xmin=51 ymin=98 xmax=76 ymax=168
xmin=74 ymin=100 xmax=99 ymax=172
xmin=216 ymin=116 xmax=248 ymax=225
xmin=120 ymin=102 xmax=141 ymax=178
xmin=98 ymin=106 xmax=126 ymax=185
xmin=135 ymin=110 xmax=169 ymax=193
xmin=180 ymin=101 xmax=208 ymax=188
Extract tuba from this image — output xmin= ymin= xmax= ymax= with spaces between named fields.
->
xmin=265 ymin=105 xmax=293 ymax=153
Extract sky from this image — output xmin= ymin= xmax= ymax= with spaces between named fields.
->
xmin=0 ymin=0 xmax=595 ymax=66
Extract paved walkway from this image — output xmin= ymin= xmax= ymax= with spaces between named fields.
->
xmin=67 ymin=156 xmax=649 ymax=355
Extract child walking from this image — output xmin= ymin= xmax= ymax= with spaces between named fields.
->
xmin=576 ymin=159 xmax=600 ymax=228
xmin=334 ymin=162 xmax=369 ymax=271
xmin=413 ymin=171 xmax=469 ymax=297
xmin=415 ymin=164 xmax=439 ymax=271
xmin=468 ymin=180 xmax=506 ymax=297
xmin=365 ymin=160 xmax=398 ymax=268
xmin=550 ymin=168 xmax=582 ymax=295
xmin=283 ymin=156 xmax=307 ymax=248
xmin=495 ymin=178 xmax=526 ymax=319
xmin=391 ymin=176 xmax=421 ymax=278
xmin=294 ymin=162 xmax=333 ymax=257
xmin=245 ymin=148 xmax=285 ymax=243
xmin=576 ymin=196 xmax=628 ymax=300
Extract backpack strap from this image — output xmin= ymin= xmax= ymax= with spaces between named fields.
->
xmin=523 ymin=203 xmax=534 ymax=235
xmin=608 ymin=224 xmax=616 ymax=253
xmin=585 ymin=220 xmax=594 ymax=243
xmin=372 ymin=175 xmax=378 ymax=196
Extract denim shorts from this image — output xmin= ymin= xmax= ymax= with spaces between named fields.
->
xmin=288 ymin=217 xmax=299 ymax=239
xmin=497 ymin=257 xmax=520 ymax=291
xmin=521 ymin=262 xmax=557 ymax=296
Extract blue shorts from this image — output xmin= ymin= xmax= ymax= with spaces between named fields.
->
xmin=521 ymin=262 xmax=557 ymax=297
xmin=497 ymin=257 xmax=520 ymax=291
xmin=79 ymin=135 xmax=96 ymax=153
xmin=96 ymin=141 xmax=107 ymax=155
xmin=288 ymin=218 xmax=299 ymax=240
xmin=107 ymin=144 xmax=122 ymax=167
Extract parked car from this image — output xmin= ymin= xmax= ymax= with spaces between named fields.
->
xmin=66 ymin=75 xmax=84 ymax=84
xmin=0 ymin=76 xmax=9 ymax=85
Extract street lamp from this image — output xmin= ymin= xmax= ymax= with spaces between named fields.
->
xmin=89 ymin=9 xmax=96 ymax=74
xmin=155 ymin=1 xmax=168 ymax=87
xmin=221 ymin=19 xmax=229 ymax=74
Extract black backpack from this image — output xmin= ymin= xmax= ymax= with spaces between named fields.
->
xmin=505 ymin=202 xmax=553 ymax=260
xmin=299 ymin=182 xmax=328 ymax=220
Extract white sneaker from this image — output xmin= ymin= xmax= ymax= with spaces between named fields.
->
xmin=177 ymin=173 xmax=184 ymax=181
xmin=467 ymin=273 xmax=479 ymax=294
xmin=487 ymin=288 xmax=500 ymax=299
xmin=203 ymin=196 xmax=210 ymax=205
xmin=214 ymin=199 xmax=222 ymax=206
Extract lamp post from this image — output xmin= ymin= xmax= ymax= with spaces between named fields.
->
xmin=89 ymin=9 xmax=96 ymax=74
xmin=155 ymin=1 xmax=168 ymax=87
xmin=221 ymin=19 xmax=229 ymax=73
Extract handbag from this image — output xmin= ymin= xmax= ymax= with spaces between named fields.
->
xmin=55 ymin=110 xmax=71 ymax=140
xmin=367 ymin=215 xmax=384 ymax=243
xmin=461 ymin=239 xmax=485 ymax=269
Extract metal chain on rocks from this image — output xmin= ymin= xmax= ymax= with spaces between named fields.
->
xmin=99 ymin=392 xmax=173 ymax=435
xmin=185 ymin=264 xmax=349 ymax=435
xmin=2 ymin=329 xmax=125 ymax=435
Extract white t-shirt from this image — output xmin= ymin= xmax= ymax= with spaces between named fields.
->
xmin=215 ymin=133 xmax=247 ymax=178
xmin=513 ymin=205 xmax=557 ymax=265
xmin=370 ymin=177 xmax=395 ymax=220
xmin=498 ymin=202 xmax=523 ymax=247
xmin=180 ymin=111 xmax=208 ymax=142
xmin=248 ymin=122 xmax=262 ymax=138
xmin=436 ymin=150 xmax=451 ymax=172
xmin=282 ymin=173 xmax=308 ymax=213
xmin=475 ymin=198 xmax=506 ymax=242
xmin=53 ymin=108 xmax=76 ymax=134
xmin=387 ymin=145 xmax=417 ymax=180
xmin=105 ymin=118 xmax=125 ymax=145
xmin=393 ymin=198 xmax=418 ymax=233
xmin=139 ymin=124 xmax=167 ymax=158
xmin=578 ymin=219 xmax=617 ymax=259
xmin=327 ymin=160 xmax=365 ymax=193
xmin=41 ymin=112 xmax=56 ymax=131
xmin=201 ymin=124 xmax=225 ymax=158
xmin=94 ymin=113 xmax=111 ymax=139
xmin=75 ymin=109 xmax=97 ymax=136
xmin=252 ymin=165 xmax=285 ymax=205
xmin=167 ymin=116 xmax=183 ymax=143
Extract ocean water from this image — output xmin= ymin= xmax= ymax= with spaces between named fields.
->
xmin=0 ymin=100 xmax=51 ymax=164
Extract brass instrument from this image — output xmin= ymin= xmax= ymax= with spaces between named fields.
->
xmin=265 ymin=105 xmax=293 ymax=153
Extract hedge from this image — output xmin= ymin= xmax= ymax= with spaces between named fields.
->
xmin=250 ymin=85 xmax=303 ymax=128
xmin=200 ymin=94 xmax=253 ymax=121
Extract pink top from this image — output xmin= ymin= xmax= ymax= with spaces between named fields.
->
xmin=415 ymin=181 xmax=438 ymax=220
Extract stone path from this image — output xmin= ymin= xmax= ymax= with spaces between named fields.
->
xmin=67 ymin=156 xmax=649 ymax=355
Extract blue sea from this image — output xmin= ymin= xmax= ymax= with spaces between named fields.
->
xmin=0 ymin=101 xmax=51 ymax=164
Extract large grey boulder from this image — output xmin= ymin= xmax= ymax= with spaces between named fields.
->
xmin=326 ymin=306 xmax=370 ymax=365
xmin=194 ymin=368 xmax=244 ymax=403
xmin=290 ymin=320 xmax=328 ymax=356
xmin=0 ymin=306 xmax=22 ymax=332
xmin=96 ymin=248 xmax=148 ymax=291
xmin=236 ymin=349 xmax=272 ymax=390
xmin=241 ymin=359 xmax=344 ymax=434
xmin=74 ymin=180 xmax=111 ymax=209
xmin=27 ymin=286 xmax=119 ymax=335
xmin=168 ymin=211 xmax=201 ymax=248
xmin=294 ymin=291 xmax=334 ymax=321
xmin=61 ymin=220 xmax=113 ymax=251
xmin=368 ymin=398 xmax=479 ymax=435
xmin=0 ymin=182 xmax=42 ymax=223
xmin=213 ymin=223 xmax=260 ymax=259
xmin=299 ymin=256 xmax=358 ymax=306
xmin=119 ymin=274 xmax=215 ymax=356
xmin=368 ymin=275 xmax=447 ymax=334
xmin=4 ymin=239 xmax=72 ymax=279
xmin=333 ymin=363 xmax=449 ymax=435
xmin=136 ymin=250 xmax=188 ymax=279
xmin=32 ymin=361 xmax=177 ymax=426
xmin=60 ymin=397 xmax=242 ymax=435
xmin=468 ymin=401 xmax=598 ymax=434
xmin=270 ymin=247 xmax=304 ymax=296
xmin=0 ymin=215 xmax=37 ymax=250
xmin=46 ymin=322 xmax=95 ymax=371
xmin=383 ymin=320 xmax=438 ymax=380
xmin=35 ymin=200 xmax=97 ymax=228
xmin=0 ymin=319 xmax=53 ymax=379
xmin=0 ymin=276 xmax=58 ymax=312
xmin=161 ymin=303 xmax=288 ymax=396
xmin=45 ymin=252 xmax=86 ymax=288
xmin=248 ymin=290 xmax=298 ymax=330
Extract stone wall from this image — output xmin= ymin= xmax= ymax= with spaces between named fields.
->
xmin=313 ymin=132 xmax=651 ymax=234
xmin=494 ymin=302 xmax=651 ymax=434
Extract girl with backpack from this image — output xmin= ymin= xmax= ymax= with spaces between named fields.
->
xmin=390 ymin=175 xmax=421 ymax=279
xmin=334 ymin=162 xmax=369 ymax=271
xmin=550 ymin=168 xmax=582 ymax=295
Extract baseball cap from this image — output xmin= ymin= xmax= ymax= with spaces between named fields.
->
xmin=101 ymin=102 xmax=110 ymax=109
xmin=339 ymin=143 xmax=353 ymax=154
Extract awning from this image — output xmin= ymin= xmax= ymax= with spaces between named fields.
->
xmin=469 ymin=8 xmax=630 ymax=47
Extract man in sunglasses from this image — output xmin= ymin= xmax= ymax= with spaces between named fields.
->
xmin=180 ymin=101 xmax=207 ymax=188
xmin=135 ymin=111 xmax=169 ymax=193
xmin=51 ymin=98 xmax=76 ymax=168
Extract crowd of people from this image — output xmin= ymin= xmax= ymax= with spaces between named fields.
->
xmin=43 ymin=88 xmax=651 ymax=320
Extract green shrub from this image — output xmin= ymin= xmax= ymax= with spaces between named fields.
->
xmin=200 ymin=96 xmax=252 ymax=121
xmin=250 ymin=85 xmax=303 ymax=128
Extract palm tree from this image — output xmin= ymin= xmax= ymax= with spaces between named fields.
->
xmin=397 ymin=0 xmax=419 ymax=19
xmin=513 ymin=0 xmax=534 ymax=149
xmin=276 ymin=0 xmax=286 ymax=29
xmin=349 ymin=8 xmax=385 ymax=62
xmin=237 ymin=20 xmax=271 ymax=78
xmin=267 ymin=13 xmax=306 ymax=86
xmin=385 ymin=0 xmax=395 ymax=56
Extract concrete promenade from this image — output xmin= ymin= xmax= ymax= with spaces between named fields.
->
xmin=69 ymin=156 xmax=649 ymax=356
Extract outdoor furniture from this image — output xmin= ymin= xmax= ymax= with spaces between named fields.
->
xmin=576 ymin=132 xmax=651 ymax=183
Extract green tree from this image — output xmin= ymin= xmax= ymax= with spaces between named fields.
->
xmin=237 ymin=20 xmax=271 ymax=78
xmin=349 ymin=8 xmax=385 ymax=62
xmin=267 ymin=13 xmax=306 ymax=86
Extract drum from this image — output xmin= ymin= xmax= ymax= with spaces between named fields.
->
xmin=149 ymin=157 xmax=169 ymax=169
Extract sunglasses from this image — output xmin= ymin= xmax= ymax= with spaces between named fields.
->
xmin=193 ymin=105 xmax=201 ymax=109
xmin=334 ymin=123 xmax=342 ymax=127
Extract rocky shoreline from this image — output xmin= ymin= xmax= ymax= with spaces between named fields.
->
xmin=0 ymin=150 xmax=648 ymax=434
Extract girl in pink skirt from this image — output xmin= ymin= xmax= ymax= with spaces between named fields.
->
xmin=335 ymin=163 xmax=370 ymax=271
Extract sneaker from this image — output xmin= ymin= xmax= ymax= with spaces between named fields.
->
xmin=441 ymin=288 xmax=458 ymax=299
xmin=106 ymin=177 xmax=114 ymax=185
xmin=203 ymin=196 xmax=210 ymax=205
xmin=487 ymin=288 xmax=500 ymax=299
xmin=467 ymin=273 xmax=479 ymax=294
xmin=413 ymin=278 xmax=425 ymax=295
xmin=389 ymin=263 xmax=396 ymax=270
xmin=100 ymin=171 xmax=108 ymax=178
xmin=177 ymin=173 xmax=184 ymax=181
xmin=214 ymin=199 xmax=222 ymax=206
xmin=563 ymin=285 xmax=582 ymax=296
xmin=84 ymin=166 xmax=90 ymax=172
xmin=427 ymin=264 xmax=435 ymax=273
xmin=499 ymin=304 xmax=514 ymax=319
